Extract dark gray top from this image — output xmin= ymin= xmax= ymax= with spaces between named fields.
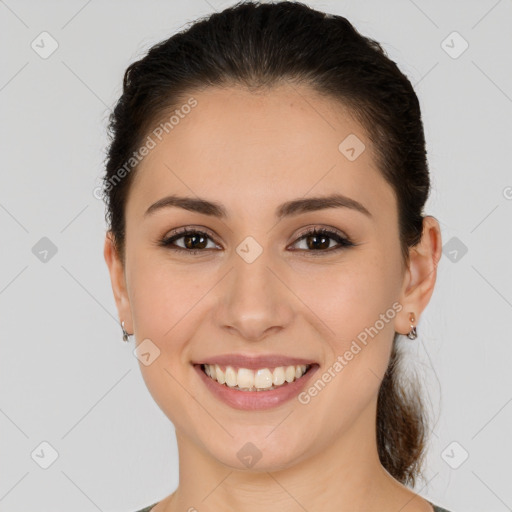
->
xmin=134 ymin=499 xmax=454 ymax=511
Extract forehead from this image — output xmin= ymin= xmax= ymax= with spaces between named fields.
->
xmin=128 ymin=84 xmax=396 ymax=221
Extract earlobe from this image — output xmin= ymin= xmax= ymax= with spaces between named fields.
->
xmin=396 ymin=216 xmax=442 ymax=336
xmin=103 ymin=232 xmax=133 ymax=333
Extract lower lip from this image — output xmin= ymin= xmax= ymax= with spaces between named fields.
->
xmin=193 ymin=363 xmax=319 ymax=411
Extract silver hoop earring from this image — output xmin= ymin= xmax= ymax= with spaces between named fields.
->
xmin=121 ymin=320 xmax=132 ymax=342
xmin=407 ymin=313 xmax=417 ymax=340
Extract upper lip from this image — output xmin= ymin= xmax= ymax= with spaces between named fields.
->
xmin=192 ymin=354 xmax=318 ymax=370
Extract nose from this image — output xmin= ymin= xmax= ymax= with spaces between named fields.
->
xmin=214 ymin=248 xmax=295 ymax=342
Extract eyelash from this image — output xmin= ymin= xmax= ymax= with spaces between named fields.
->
xmin=158 ymin=226 xmax=355 ymax=257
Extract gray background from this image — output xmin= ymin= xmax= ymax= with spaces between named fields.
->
xmin=1 ymin=0 xmax=511 ymax=511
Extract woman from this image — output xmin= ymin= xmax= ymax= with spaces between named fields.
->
xmin=102 ymin=2 xmax=450 ymax=511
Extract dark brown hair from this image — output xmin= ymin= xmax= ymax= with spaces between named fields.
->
xmin=102 ymin=0 xmax=431 ymax=487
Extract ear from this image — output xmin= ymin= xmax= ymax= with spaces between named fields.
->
xmin=103 ymin=231 xmax=133 ymax=333
xmin=395 ymin=215 xmax=442 ymax=336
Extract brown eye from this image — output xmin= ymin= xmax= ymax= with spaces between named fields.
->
xmin=290 ymin=228 xmax=354 ymax=254
xmin=181 ymin=232 xmax=208 ymax=250
xmin=159 ymin=226 xmax=354 ymax=256
xmin=160 ymin=228 xmax=218 ymax=254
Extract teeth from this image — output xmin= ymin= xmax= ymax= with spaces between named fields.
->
xmin=254 ymin=368 xmax=273 ymax=389
xmin=285 ymin=365 xmax=296 ymax=382
xmin=273 ymin=366 xmax=285 ymax=386
xmin=237 ymin=368 xmax=255 ymax=389
xmin=202 ymin=363 xmax=310 ymax=391
xmin=215 ymin=364 xmax=225 ymax=384
xmin=225 ymin=366 xmax=237 ymax=387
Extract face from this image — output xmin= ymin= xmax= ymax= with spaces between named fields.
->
xmin=106 ymin=84 xmax=418 ymax=471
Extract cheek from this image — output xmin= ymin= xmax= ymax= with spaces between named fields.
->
xmin=128 ymin=258 xmax=200 ymax=425
xmin=294 ymin=250 xmax=401 ymax=397
xmin=129 ymin=239 xmax=402 ymax=349
xmin=128 ymin=254 xmax=202 ymax=334
xmin=293 ymin=255 xmax=400 ymax=342
xmin=293 ymin=264 xmax=399 ymax=433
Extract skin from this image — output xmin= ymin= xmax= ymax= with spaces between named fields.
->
xmin=104 ymin=83 xmax=442 ymax=512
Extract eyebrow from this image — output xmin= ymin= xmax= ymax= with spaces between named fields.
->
xmin=144 ymin=193 xmax=372 ymax=220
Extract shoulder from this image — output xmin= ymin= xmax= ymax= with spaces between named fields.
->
xmin=133 ymin=503 xmax=158 ymax=512
xmin=430 ymin=502 xmax=455 ymax=512
xmin=133 ymin=500 xmax=454 ymax=512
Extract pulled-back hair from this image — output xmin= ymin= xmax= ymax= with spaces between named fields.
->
xmin=103 ymin=0 xmax=431 ymax=487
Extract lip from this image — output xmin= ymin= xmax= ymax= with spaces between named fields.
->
xmin=193 ymin=362 xmax=320 ymax=411
xmin=191 ymin=353 xmax=318 ymax=370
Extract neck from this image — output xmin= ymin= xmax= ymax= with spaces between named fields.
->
xmin=163 ymin=397 xmax=426 ymax=512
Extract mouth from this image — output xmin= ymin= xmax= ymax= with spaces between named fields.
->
xmin=192 ymin=361 xmax=320 ymax=410
xmin=197 ymin=362 xmax=316 ymax=391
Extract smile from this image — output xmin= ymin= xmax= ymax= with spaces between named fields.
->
xmin=193 ymin=362 xmax=320 ymax=410
xmin=202 ymin=363 xmax=312 ymax=391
